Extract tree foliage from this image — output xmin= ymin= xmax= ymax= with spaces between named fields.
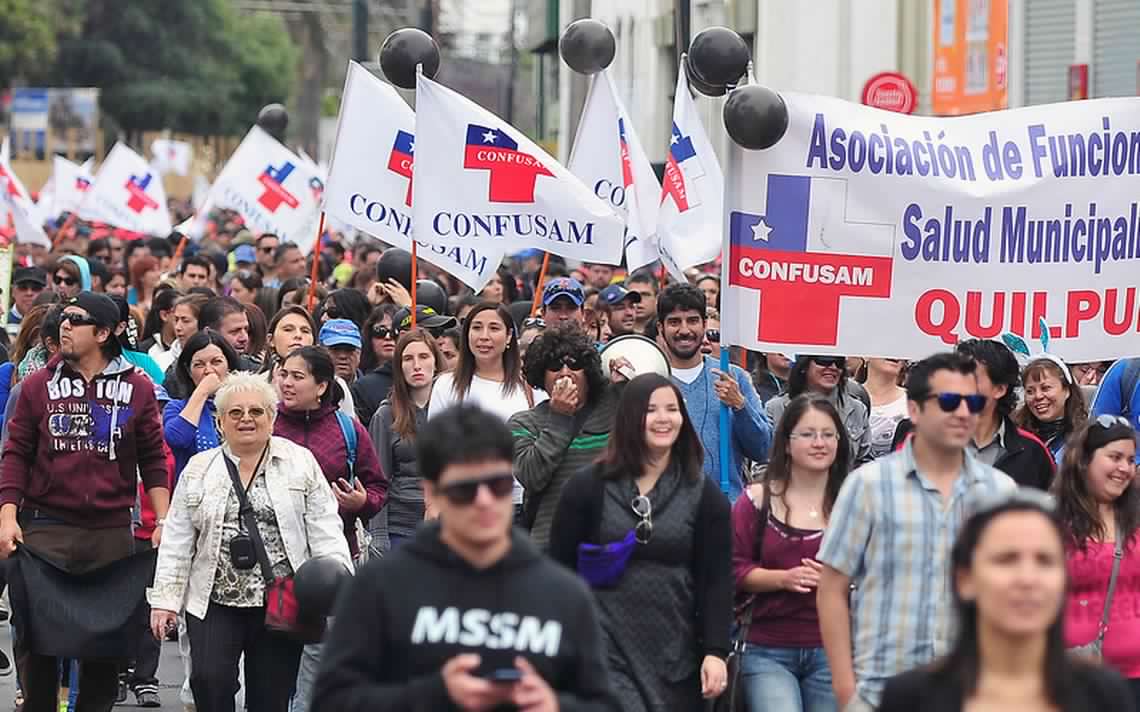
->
xmin=0 ymin=0 xmax=60 ymax=83
xmin=11 ymin=0 xmax=298 ymax=135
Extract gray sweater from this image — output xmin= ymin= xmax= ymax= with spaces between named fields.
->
xmin=765 ymin=384 xmax=873 ymax=467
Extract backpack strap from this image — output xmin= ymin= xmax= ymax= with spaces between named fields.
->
xmin=335 ymin=411 xmax=358 ymax=483
xmin=1119 ymin=359 xmax=1140 ymax=422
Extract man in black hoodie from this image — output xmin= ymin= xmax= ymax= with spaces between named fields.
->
xmin=311 ymin=404 xmax=618 ymax=712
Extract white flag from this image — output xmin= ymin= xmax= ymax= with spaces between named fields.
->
xmin=191 ymin=174 xmax=211 ymax=212
xmin=193 ymin=126 xmax=322 ymax=249
xmin=1 ymin=178 xmax=50 ymax=249
xmin=412 ymin=74 xmax=623 ymax=264
xmin=0 ymin=138 xmax=42 ymax=228
xmin=324 ymin=62 xmax=506 ymax=290
xmin=49 ymin=156 xmax=94 ymax=219
xmin=567 ymin=71 xmax=661 ymax=272
xmin=657 ymin=70 xmax=725 ymax=282
xmin=150 ymin=139 xmax=193 ymax=176
xmin=79 ymin=143 xmax=173 ymax=235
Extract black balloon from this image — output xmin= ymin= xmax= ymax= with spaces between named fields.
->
xmin=688 ymin=26 xmax=750 ymax=91
xmin=415 ymin=279 xmax=448 ymax=315
xmin=723 ymin=85 xmax=789 ymax=150
xmin=684 ymin=54 xmax=726 ymax=97
xmin=256 ymin=104 xmax=288 ymax=142
xmin=559 ymin=19 xmax=616 ymax=75
xmin=379 ymin=28 xmax=441 ymax=90
xmin=294 ymin=557 xmax=350 ymax=620
xmin=376 ymin=248 xmax=414 ymax=292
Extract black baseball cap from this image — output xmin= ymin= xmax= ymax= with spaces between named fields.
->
xmin=66 ymin=292 xmax=121 ymax=331
xmin=394 ymin=306 xmax=457 ymax=336
xmin=13 ymin=267 xmax=47 ymax=288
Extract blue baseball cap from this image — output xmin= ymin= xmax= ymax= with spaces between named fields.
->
xmin=542 ymin=277 xmax=585 ymax=307
xmin=599 ymin=283 xmax=641 ymax=306
xmin=319 ymin=319 xmax=362 ymax=350
xmin=232 ymin=244 xmax=256 ymax=264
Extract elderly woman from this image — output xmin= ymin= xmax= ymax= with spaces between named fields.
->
xmin=148 ymin=372 xmax=352 ymax=712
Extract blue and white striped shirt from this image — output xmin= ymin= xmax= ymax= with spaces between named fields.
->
xmin=817 ymin=441 xmax=1017 ymax=707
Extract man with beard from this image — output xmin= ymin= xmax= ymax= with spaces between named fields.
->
xmin=657 ymin=284 xmax=771 ymax=502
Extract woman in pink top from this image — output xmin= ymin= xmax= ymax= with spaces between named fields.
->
xmin=732 ymin=394 xmax=852 ymax=712
xmin=1056 ymin=415 xmax=1140 ymax=703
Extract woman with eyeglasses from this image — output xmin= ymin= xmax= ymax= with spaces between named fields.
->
xmin=767 ymin=356 xmax=873 ymax=467
xmin=52 ymin=257 xmax=87 ymax=300
xmin=428 ymin=303 xmax=539 ymax=513
xmin=701 ymin=309 xmax=721 ymax=358
xmin=734 ymin=395 xmax=850 ymax=712
xmin=549 ymin=373 xmax=733 ymax=711
xmin=367 ymin=329 xmax=444 ymax=554
xmin=1016 ymin=355 xmax=1088 ymax=462
xmin=1052 ymin=415 xmax=1140 ymax=702
xmin=877 ymin=491 xmax=1134 ymax=711
xmin=864 ymin=358 xmax=908 ymax=459
xmin=149 ymin=373 xmax=353 ymax=712
xmin=352 ymin=304 xmax=399 ymax=425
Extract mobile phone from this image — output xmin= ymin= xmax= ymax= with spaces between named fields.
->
xmin=486 ymin=668 xmax=522 ymax=684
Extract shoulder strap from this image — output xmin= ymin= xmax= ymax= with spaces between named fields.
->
xmin=222 ymin=452 xmax=275 ymax=585
xmin=1119 ymin=359 xmax=1140 ymax=421
xmin=1097 ymin=525 xmax=1126 ymax=638
xmin=335 ymin=411 xmax=358 ymax=482
xmin=755 ymin=481 xmax=771 ymax=565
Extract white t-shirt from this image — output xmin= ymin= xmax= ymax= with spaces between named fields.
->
xmin=869 ymin=394 xmax=908 ymax=458
xmin=672 ymin=362 xmax=705 ymax=385
xmin=427 ymin=372 xmax=546 ymax=504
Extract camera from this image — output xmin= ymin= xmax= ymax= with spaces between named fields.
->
xmin=229 ymin=534 xmax=257 ymax=570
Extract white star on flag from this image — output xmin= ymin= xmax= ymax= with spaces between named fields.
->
xmin=752 ymin=218 xmax=773 ymax=242
xmin=482 ymin=130 xmax=497 ymax=143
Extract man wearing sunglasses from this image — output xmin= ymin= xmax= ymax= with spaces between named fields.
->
xmin=0 ymin=292 xmax=170 ymax=712
xmin=254 ymin=233 xmax=280 ymax=282
xmin=817 ymin=352 xmax=1016 ymax=712
xmin=312 ymin=404 xmax=618 ymax=712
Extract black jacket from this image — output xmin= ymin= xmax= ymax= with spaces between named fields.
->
xmin=890 ymin=415 xmax=1055 ymax=490
xmin=311 ymin=522 xmax=620 ymax=712
xmin=878 ymin=661 xmax=1134 ymax=712
xmin=351 ymin=363 xmax=393 ymax=426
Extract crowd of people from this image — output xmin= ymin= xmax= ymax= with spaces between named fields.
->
xmin=0 ymin=205 xmax=1136 ymax=712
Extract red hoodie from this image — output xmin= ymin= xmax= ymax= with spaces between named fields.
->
xmin=0 ymin=354 xmax=168 ymax=528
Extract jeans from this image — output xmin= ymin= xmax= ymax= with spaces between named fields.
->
xmin=741 ymin=645 xmax=837 ymax=712
xmin=289 ymin=642 xmax=321 ymax=712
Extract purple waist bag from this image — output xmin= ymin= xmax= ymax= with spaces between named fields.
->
xmin=576 ymin=529 xmax=637 ymax=589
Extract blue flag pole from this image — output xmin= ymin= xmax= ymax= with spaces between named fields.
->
xmin=719 ymin=349 xmax=731 ymax=495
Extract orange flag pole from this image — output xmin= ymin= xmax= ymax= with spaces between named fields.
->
xmin=170 ymin=231 xmax=191 ymax=269
xmin=529 ymin=251 xmax=550 ymax=317
xmin=305 ymin=212 xmax=326 ymax=312
xmin=52 ymin=213 xmax=79 ymax=249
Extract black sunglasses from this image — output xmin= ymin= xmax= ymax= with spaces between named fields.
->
xmin=523 ymin=317 xmax=547 ymax=330
xmin=61 ymin=312 xmax=99 ymax=328
xmin=927 ymin=392 xmax=987 ymax=414
xmin=258 ymin=246 xmax=275 ymax=254
xmin=632 ymin=495 xmax=653 ymax=545
xmin=371 ymin=325 xmax=394 ymax=339
xmin=811 ymin=356 xmax=846 ymax=369
xmin=705 ymin=329 xmax=720 ymax=343
xmin=545 ymin=355 xmax=585 ymax=372
xmin=437 ymin=473 xmax=515 ymax=506
xmin=54 ymin=274 xmax=78 ymax=287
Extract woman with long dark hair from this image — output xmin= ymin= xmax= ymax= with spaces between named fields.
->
xmin=427 ymin=302 xmax=536 ymax=509
xmin=228 ymin=270 xmax=262 ymax=306
xmin=878 ymin=491 xmax=1133 ymax=711
xmin=1053 ymin=416 xmax=1140 ymax=700
xmin=352 ymin=305 xmax=399 ymax=424
xmin=1016 ymin=355 xmax=1088 ymax=462
xmin=318 ymin=289 xmax=371 ymax=330
xmin=549 ymin=373 xmax=732 ymax=711
xmin=767 ymin=356 xmax=872 ymax=466
xmin=141 ymin=287 xmax=184 ymax=371
xmin=734 ymin=395 xmax=850 ymax=712
xmin=263 ymin=306 xmax=356 ymax=421
xmin=367 ymin=329 xmax=444 ymax=552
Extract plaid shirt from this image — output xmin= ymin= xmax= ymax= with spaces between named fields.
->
xmin=817 ymin=441 xmax=1017 ymax=707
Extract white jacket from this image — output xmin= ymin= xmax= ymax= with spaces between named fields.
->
xmin=148 ymin=436 xmax=353 ymax=619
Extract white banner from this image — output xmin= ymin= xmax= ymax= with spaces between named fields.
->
xmin=49 ymin=156 xmax=94 ymax=219
xmin=413 ymin=74 xmax=624 ymax=264
xmin=657 ymin=70 xmax=724 ymax=282
xmin=1 ymin=178 xmax=51 ymax=248
xmin=194 ymin=126 xmax=322 ymax=248
xmin=79 ymin=142 xmax=173 ymax=235
xmin=0 ymin=137 xmax=42 ymax=228
xmin=722 ymin=93 xmax=1140 ymax=362
xmin=567 ymin=71 xmax=660 ymax=271
xmin=324 ymin=62 xmax=505 ymax=290
xmin=151 ymin=139 xmax=193 ymax=176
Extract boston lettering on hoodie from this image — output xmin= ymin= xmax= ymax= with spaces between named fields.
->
xmin=311 ymin=522 xmax=619 ymax=712
xmin=0 ymin=354 xmax=167 ymax=528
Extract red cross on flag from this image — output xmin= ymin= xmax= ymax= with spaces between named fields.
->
xmin=412 ymin=73 xmax=623 ymax=264
xmin=79 ymin=143 xmax=173 ymax=236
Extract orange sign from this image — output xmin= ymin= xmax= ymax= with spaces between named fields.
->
xmin=932 ymin=0 xmax=1008 ymax=115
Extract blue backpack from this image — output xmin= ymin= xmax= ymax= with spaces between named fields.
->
xmin=335 ymin=411 xmax=358 ymax=484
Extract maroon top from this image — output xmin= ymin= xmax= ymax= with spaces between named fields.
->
xmin=731 ymin=490 xmax=824 ymax=648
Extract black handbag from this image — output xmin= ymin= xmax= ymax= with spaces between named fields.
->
xmin=713 ymin=483 xmax=769 ymax=712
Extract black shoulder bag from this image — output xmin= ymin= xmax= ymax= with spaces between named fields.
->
xmin=223 ymin=450 xmax=324 ymax=644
